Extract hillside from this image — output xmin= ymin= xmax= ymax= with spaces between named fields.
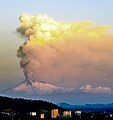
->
xmin=0 ymin=96 xmax=65 ymax=113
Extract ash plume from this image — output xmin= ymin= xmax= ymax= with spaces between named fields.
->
xmin=17 ymin=13 xmax=113 ymax=88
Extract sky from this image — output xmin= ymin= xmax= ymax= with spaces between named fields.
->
xmin=0 ymin=0 xmax=113 ymax=104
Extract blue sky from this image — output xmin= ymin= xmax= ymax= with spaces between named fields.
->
xmin=0 ymin=0 xmax=113 ymax=104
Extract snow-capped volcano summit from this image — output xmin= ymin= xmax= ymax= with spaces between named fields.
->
xmin=12 ymin=80 xmax=64 ymax=94
xmin=2 ymin=80 xmax=74 ymax=95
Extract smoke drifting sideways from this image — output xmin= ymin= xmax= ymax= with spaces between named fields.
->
xmin=17 ymin=14 xmax=113 ymax=88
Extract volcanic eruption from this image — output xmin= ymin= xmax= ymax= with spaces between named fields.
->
xmin=2 ymin=14 xmax=113 ymax=97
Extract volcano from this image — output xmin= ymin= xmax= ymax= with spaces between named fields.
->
xmin=1 ymin=80 xmax=74 ymax=96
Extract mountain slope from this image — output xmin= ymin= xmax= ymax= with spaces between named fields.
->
xmin=2 ymin=80 xmax=74 ymax=95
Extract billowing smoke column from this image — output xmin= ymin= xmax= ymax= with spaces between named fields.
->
xmin=17 ymin=14 xmax=113 ymax=88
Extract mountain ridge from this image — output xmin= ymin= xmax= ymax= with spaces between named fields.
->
xmin=58 ymin=102 xmax=113 ymax=112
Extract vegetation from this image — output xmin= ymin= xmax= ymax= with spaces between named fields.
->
xmin=0 ymin=96 xmax=65 ymax=113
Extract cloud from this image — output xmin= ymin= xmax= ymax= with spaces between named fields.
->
xmin=80 ymin=84 xmax=111 ymax=93
xmin=16 ymin=13 xmax=113 ymax=88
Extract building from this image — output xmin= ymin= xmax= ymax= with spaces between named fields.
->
xmin=63 ymin=111 xmax=71 ymax=118
xmin=30 ymin=112 xmax=36 ymax=116
xmin=109 ymin=114 xmax=113 ymax=118
xmin=75 ymin=110 xmax=82 ymax=116
xmin=40 ymin=113 xmax=44 ymax=119
xmin=51 ymin=109 xmax=59 ymax=118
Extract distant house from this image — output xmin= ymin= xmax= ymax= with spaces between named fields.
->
xmin=75 ymin=110 xmax=82 ymax=116
xmin=38 ymin=109 xmax=48 ymax=119
xmin=51 ymin=109 xmax=59 ymax=118
xmin=30 ymin=112 xmax=36 ymax=116
xmin=40 ymin=113 xmax=44 ymax=119
xmin=109 ymin=114 xmax=113 ymax=118
xmin=63 ymin=111 xmax=71 ymax=118
xmin=1 ymin=108 xmax=15 ymax=116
